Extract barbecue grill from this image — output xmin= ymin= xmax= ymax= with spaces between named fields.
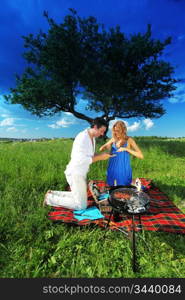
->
xmin=104 ymin=185 xmax=150 ymax=272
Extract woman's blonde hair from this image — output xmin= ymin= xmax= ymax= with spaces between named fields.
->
xmin=112 ymin=121 xmax=128 ymax=144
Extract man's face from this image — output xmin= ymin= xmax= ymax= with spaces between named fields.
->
xmin=94 ymin=125 xmax=107 ymax=137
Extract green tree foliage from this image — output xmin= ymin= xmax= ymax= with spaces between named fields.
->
xmin=5 ymin=9 xmax=177 ymax=125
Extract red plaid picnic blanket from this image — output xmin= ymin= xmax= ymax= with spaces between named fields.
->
xmin=48 ymin=178 xmax=185 ymax=234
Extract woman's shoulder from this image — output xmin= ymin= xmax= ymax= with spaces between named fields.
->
xmin=127 ymin=136 xmax=134 ymax=144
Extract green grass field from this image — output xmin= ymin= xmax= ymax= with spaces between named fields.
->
xmin=0 ymin=137 xmax=185 ymax=278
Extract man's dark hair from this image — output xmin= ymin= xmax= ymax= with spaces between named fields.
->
xmin=90 ymin=118 xmax=108 ymax=129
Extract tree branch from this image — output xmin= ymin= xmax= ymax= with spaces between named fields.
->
xmin=70 ymin=108 xmax=93 ymax=123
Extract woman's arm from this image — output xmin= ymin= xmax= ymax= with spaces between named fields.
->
xmin=99 ymin=138 xmax=114 ymax=151
xmin=117 ymin=137 xmax=144 ymax=159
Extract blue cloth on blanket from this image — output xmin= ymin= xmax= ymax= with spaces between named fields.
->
xmin=98 ymin=192 xmax=109 ymax=200
xmin=74 ymin=206 xmax=105 ymax=221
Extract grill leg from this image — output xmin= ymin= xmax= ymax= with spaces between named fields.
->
xmin=130 ymin=214 xmax=137 ymax=272
xmin=105 ymin=208 xmax=114 ymax=229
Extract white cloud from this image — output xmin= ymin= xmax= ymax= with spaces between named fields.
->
xmin=168 ymin=83 xmax=185 ymax=104
xmin=168 ymin=97 xmax=179 ymax=104
xmin=1 ymin=114 xmax=9 ymax=118
xmin=6 ymin=127 xmax=18 ymax=132
xmin=143 ymin=118 xmax=154 ymax=130
xmin=48 ymin=124 xmax=57 ymax=129
xmin=56 ymin=119 xmax=74 ymax=127
xmin=126 ymin=121 xmax=141 ymax=132
xmin=63 ymin=112 xmax=73 ymax=116
xmin=48 ymin=117 xmax=76 ymax=129
xmin=0 ymin=118 xmax=15 ymax=126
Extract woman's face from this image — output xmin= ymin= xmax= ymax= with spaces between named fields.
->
xmin=113 ymin=125 xmax=125 ymax=138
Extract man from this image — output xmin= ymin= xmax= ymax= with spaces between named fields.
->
xmin=44 ymin=118 xmax=114 ymax=210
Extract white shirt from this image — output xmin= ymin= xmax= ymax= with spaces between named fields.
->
xmin=64 ymin=129 xmax=95 ymax=176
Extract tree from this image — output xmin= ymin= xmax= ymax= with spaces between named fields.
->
xmin=5 ymin=9 xmax=177 ymax=128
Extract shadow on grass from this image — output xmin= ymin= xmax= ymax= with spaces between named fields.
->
xmin=136 ymin=138 xmax=185 ymax=159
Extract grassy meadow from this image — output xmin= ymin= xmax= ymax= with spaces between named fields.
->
xmin=0 ymin=137 xmax=185 ymax=278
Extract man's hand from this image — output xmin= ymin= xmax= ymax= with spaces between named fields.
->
xmin=100 ymin=153 xmax=116 ymax=160
xmin=92 ymin=152 xmax=116 ymax=162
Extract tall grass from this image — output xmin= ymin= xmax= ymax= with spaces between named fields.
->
xmin=0 ymin=137 xmax=185 ymax=278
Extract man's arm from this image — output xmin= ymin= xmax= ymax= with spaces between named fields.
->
xmin=92 ymin=152 xmax=116 ymax=163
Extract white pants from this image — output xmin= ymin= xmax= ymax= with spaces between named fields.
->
xmin=45 ymin=173 xmax=87 ymax=210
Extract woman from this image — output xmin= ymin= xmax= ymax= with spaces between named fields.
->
xmin=99 ymin=121 xmax=143 ymax=186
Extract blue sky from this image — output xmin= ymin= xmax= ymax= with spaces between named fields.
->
xmin=0 ymin=0 xmax=185 ymax=139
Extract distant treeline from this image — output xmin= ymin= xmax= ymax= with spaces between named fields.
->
xmin=0 ymin=136 xmax=184 ymax=143
xmin=0 ymin=137 xmax=75 ymax=143
xmin=134 ymin=136 xmax=185 ymax=141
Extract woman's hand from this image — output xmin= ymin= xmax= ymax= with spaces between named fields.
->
xmin=116 ymin=147 xmax=127 ymax=152
xmin=99 ymin=145 xmax=106 ymax=152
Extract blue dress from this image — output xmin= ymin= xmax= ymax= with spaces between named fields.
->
xmin=106 ymin=142 xmax=132 ymax=186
